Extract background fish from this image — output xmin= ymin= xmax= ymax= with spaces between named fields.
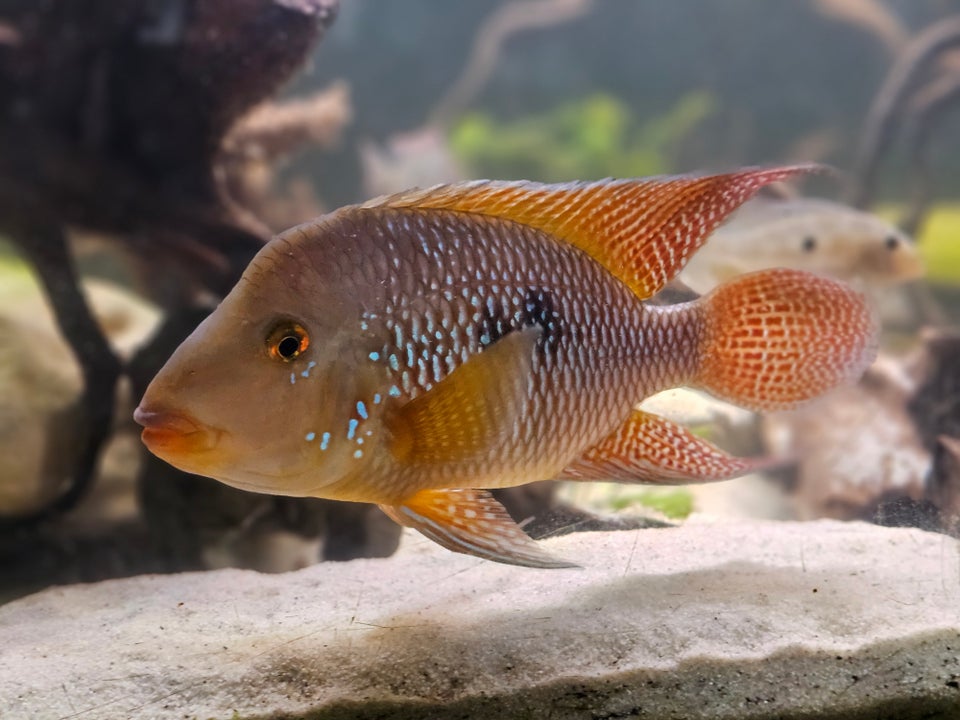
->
xmin=134 ymin=166 xmax=878 ymax=568
xmin=679 ymin=195 xmax=924 ymax=294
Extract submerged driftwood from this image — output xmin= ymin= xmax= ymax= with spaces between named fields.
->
xmin=849 ymin=14 xmax=960 ymax=235
xmin=907 ymin=330 xmax=960 ymax=536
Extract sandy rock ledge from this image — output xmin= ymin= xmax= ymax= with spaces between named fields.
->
xmin=1 ymin=520 xmax=959 ymax=720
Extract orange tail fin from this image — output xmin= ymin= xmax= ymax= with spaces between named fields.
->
xmin=693 ymin=269 xmax=878 ymax=411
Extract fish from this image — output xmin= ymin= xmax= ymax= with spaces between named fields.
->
xmin=678 ymin=195 xmax=924 ymax=295
xmin=134 ymin=165 xmax=879 ymax=568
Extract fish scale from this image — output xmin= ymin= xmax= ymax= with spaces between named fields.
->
xmin=135 ymin=165 xmax=879 ymax=568
xmin=345 ymin=208 xmax=663 ymax=492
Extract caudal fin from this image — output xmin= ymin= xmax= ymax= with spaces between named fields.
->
xmin=693 ymin=269 xmax=878 ymax=411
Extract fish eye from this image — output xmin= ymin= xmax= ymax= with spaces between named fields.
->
xmin=266 ymin=321 xmax=310 ymax=362
xmin=801 ymin=236 xmax=817 ymax=252
xmin=885 ymin=235 xmax=900 ymax=250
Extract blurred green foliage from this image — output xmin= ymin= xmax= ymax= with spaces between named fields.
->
xmin=0 ymin=239 xmax=28 ymax=275
xmin=450 ymin=91 xmax=715 ymax=182
xmin=609 ymin=489 xmax=694 ymax=520
xmin=917 ymin=204 xmax=960 ymax=284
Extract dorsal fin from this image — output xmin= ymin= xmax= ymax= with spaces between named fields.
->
xmin=364 ymin=165 xmax=822 ymax=300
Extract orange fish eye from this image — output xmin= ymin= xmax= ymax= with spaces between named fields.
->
xmin=266 ymin=322 xmax=310 ymax=362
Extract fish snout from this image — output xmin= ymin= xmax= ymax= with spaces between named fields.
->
xmin=133 ymin=405 xmax=218 ymax=455
xmin=134 ymin=406 xmax=199 ymax=433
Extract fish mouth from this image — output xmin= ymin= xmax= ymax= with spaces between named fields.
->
xmin=133 ymin=405 xmax=220 ymax=457
xmin=896 ymin=253 xmax=925 ymax=282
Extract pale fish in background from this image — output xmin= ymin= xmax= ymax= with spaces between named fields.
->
xmin=679 ymin=196 xmax=924 ymax=295
xmin=134 ymin=166 xmax=879 ymax=568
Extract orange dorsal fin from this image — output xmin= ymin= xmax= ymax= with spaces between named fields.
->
xmin=380 ymin=488 xmax=577 ymax=568
xmin=365 ymin=165 xmax=822 ymax=300
xmin=561 ymin=409 xmax=778 ymax=484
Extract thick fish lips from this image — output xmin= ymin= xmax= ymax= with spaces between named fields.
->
xmin=133 ymin=406 xmax=219 ymax=458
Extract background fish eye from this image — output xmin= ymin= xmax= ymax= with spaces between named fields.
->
xmin=885 ymin=235 xmax=900 ymax=250
xmin=801 ymin=236 xmax=817 ymax=252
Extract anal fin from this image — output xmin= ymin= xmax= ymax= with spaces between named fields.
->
xmin=380 ymin=488 xmax=577 ymax=569
xmin=562 ymin=409 xmax=774 ymax=484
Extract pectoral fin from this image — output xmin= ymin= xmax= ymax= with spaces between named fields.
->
xmin=386 ymin=327 xmax=540 ymax=465
xmin=562 ymin=409 xmax=773 ymax=484
xmin=380 ymin=488 xmax=577 ymax=569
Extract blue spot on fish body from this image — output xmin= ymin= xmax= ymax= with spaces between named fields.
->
xmin=290 ymin=373 xmax=296 ymax=385
xmin=347 ymin=419 xmax=359 ymax=440
xmin=388 ymin=385 xmax=401 ymax=398
xmin=320 ymin=432 xmax=331 ymax=450
xmin=305 ymin=432 xmax=316 ymax=442
xmin=357 ymin=401 xmax=368 ymax=419
xmin=354 ymin=449 xmax=363 ymax=459
xmin=373 ymin=393 xmax=382 ymax=404
xmin=368 ymin=351 xmax=380 ymax=361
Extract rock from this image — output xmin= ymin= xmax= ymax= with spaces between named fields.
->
xmin=765 ymin=367 xmax=930 ymax=521
xmin=685 ymin=472 xmax=796 ymax=520
xmin=0 ymin=270 xmax=160 ymax=516
xmin=0 ymin=311 xmax=81 ymax=515
xmin=2 ymin=520 xmax=958 ymax=720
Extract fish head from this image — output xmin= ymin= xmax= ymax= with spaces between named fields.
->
xmin=135 ymin=232 xmax=368 ymax=496
xmin=856 ymin=223 xmax=924 ymax=284
xmin=788 ymin=207 xmax=924 ymax=285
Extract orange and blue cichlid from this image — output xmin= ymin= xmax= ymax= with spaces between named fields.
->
xmin=134 ymin=165 xmax=879 ymax=568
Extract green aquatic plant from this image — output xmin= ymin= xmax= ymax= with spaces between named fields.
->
xmin=609 ymin=489 xmax=695 ymax=520
xmin=0 ymin=241 xmax=31 ymax=280
xmin=450 ymin=91 xmax=715 ymax=182
xmin=916 ymin=204 xmax=960 ymax=284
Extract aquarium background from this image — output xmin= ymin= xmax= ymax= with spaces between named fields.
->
xmin=301 ymin=2 xmax=955 ymax=194
xmin=3 ymin=2 xmax=960 ymax=718
xmin=0 ymin=0 xmax=958 ymax=623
